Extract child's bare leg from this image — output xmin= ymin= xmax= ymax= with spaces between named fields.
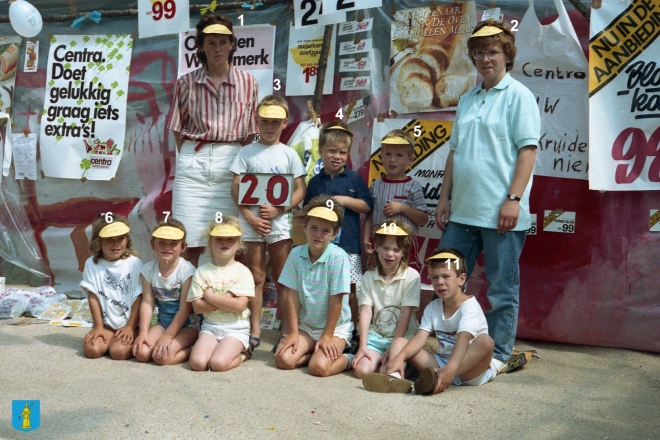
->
xmin=378 ymin=337 xmax=409 ymax=374
xmin=189 ymin=333 xmax=219 ymax=371
xmin=134 ymin=324 xmax=166 ymax=363
xmin=308 ymin=337 xmax=348 ymax=377
xmin=268 ymin=239 xmax=292 ymax=334
xmin=108 ymin=336 xmax=134 ymax=360
xmin=153 ymin=328 xmax=200 ymax=366
xmin=83 ymin=327 xmax=115 ymax=359
xmin=245 ymin=242 xmax=267 ymax=339
xmin=354 ymin=349 xmax=382 ymax=379
xmin=208 ymin=337 xmax=245 ymax=372
xmin=348 ymin=283 xmax=359 ymax=329
xmin=275 ymin=331 xmax=315 ymax=370
xmin=457 ymin=334 xmax=494 ymax=381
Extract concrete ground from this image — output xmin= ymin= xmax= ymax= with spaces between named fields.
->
xmin=1 ymin=323 xmax=659 ymax=440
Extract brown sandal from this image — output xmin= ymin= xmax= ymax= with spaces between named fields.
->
xmin=414 ymin=368 xmax=439 ymax=395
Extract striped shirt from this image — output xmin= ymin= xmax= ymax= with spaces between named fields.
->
xmin=187 ymin=261 xmax=255 ymax=324
xmin=370 ymin=177 xmax=428 ymax=234
xmin=167 ymin=65 xmax=258 ymax=142
xmin=278 ymin=243 xmax=352 ymax=330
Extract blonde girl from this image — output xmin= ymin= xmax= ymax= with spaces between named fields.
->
xmin=187 ymin=217 xmax=255 ymax=371
xmin=81 ymin=213 xmax=143 ymax=360
xmin=133 ymin=219 xmax=200 ymax=365
xmin=350 ymin=219 xmax=421 ymax=378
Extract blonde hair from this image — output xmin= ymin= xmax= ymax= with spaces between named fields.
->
xmin=367 ymin=219 xmax=413 ymax=276
xmin=257 ymin=94 xmax=289 ymax=119
xmin=206 ymin=216 xmax=246 ymax=256
xmin=319 ymin=120 xmax=353 ymax=151
xmin=88 ymin=213 xmax=137 ymax=264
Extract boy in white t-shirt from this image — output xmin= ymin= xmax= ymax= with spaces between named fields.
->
xmin=230 ymin=94 xmax=306 ymax=352
xmin=363 ymin=249 xmax=497 ymax=394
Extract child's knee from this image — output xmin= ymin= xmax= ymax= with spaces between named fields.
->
xmin=474 ymin=334 xmax=494 ymax=351
xmin=189 ymin=355 xmax=209 ymax=371
xmin=209 ymin=357 xmax=234 ymax=372
xmin=108 ymin=343 xmax=133 ymax=360
xmin=308 ymin=358 xmax=333 ymax=377
xmin=250 ymin=267 xmax=266 ymax=287
xmin=275 ymin=354 xmax=298 ymax=370
xmin=353 ymin=363 xmax=371 ymax=379
xmin=83 ymin=344 xmax=106 ymax=359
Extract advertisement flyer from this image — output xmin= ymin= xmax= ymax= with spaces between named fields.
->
xmin=286 ymin=23 xmax=336 ymax=96
xmin=390 ymin=2 xmax=477 ymax=114
xmin=589 ymin=0 xmax=660 ymax=190
xmin=178 ymin=25 xmax=275 ymax=101
xmin=370 ymin=118 xmax=453 ymax=284
xmin=40 ymin=35 xmax=133 ymax=180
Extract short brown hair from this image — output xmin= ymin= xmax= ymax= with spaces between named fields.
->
xmin=467 ymin=19 xmax=516 ymax=72
xmin=367 ymin=219 xmax=414 ymax=276
xmin=89 ymin=213 xmax=137 ymax=264
xmin=257 ymin=94 xmax=289 ymax=119
xmin=428 ymin=248 xmax=467 ymax=277
xmin=304 ymin=194 xmax=344 ymax=232
xmin=195 ymin=14 xmax=237 ymax=65
xmin=381 ymin=129 xmax=415 ymax=156
xmin=319 ymin=120 xmax=353 ymax=151
xmin=151 ymin=218 xmax=187 ymax=246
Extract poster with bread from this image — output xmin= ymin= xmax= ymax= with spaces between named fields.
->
xmin=390 ymin=2 xmax=477 ymax=114
xmin=0 ymin=37 xmax=21 ymax=115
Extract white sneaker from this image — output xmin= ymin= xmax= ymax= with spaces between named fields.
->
xmin=491 ymin=358 xmax=507 ymax=375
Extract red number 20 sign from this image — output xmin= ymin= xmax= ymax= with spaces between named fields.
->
xmin=238 ymin=173 xmax=293 ymax=206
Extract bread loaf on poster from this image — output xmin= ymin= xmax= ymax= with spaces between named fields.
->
xmin=435 ymin=73 xmax=469 ymax=108
xmin=397 ymin=31 xmax=459 ymax=109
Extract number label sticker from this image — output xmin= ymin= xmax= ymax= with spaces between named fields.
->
xmin=326 ymin=199 xmax=335 ymax=210
xmin=238 ymin=174 xmax=293 ymax=206
xmin=543 ymin=210 xmax=576 ymax=233
xmin=163 ymin=211 xmax=171 ymax=222
xmin=215 ymin=212 xmax=223 ymax=223
xmin=103 ymin=212 xmax=113 ymax=223
xmin=138 ymin=0 xmax=189 ymax=39
xmin=445 ymin=259 xmax=459 ymax=270
xmin=380 ymin=222 xmax=397 ymax=234
xmin=527 ymin=213 xmax=537 ymax=236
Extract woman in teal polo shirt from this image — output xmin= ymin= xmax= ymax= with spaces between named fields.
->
xmin=434 ymin=19 xmax=541 ymax=375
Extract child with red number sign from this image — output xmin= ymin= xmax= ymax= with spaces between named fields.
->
xmin=81 ymin=213 xmax=143 ymax=360
xmin=230 ymin=94 xmax=306 ymax=354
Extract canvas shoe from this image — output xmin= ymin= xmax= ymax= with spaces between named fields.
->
xmin=362 ymin=373 xmax=413 ymax=393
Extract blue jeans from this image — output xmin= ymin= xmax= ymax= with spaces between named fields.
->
xmin=438 ymin=221 xmax=526 ymax=363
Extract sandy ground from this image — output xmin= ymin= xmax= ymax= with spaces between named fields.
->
xmin=1 ymin=323 xmax=659 ymax=440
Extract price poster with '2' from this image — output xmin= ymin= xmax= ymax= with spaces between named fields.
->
xmin=138 ymin=0 xmax=190 ymax=39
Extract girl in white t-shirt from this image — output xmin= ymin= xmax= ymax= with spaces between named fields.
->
xmin=350 ymin=219 xmax=421 ymax=379
xmin=132 ymin=219 xmax=200 ymax=365
xmin=81 ymin=213 xmax=143 ymax=360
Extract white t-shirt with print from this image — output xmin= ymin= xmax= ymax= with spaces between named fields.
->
xmin=140 ymin=258 xmax=195 ymax=318
xmin=80 ymin=255 xmax=143 ymax=330
xmin=418 ymin=296 xmax=488 ymax=356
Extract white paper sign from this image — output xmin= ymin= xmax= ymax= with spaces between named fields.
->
xmin=12 ymin=133 xmax=37 ymax=180
xmin=24 ymin=41 xmax=38 ymax=73
xmin=340 ymin=76 xmax=370 ymax=91
xmin=338 ymin=18 xmax=374 ymax=35
xmin=338 ymin=38 xmax=372 ymax=55
xmin=543 ymin=210 xmax=576 ymax=233
xmin=650 ymin=209 xmax=660 ymax=232
xmin=323 ymin=0 xmax=382 ymax=15
xmin=40 ymin=35 xmax=133 ymax=180
xmin=481 ymin=8 xmax=502 ymax=22
xmin=238 ymin=173 xmax=293 ymax=206
xmin=178 ymin=25 xmax=275 ymax=101
xmin=339 ymin=57 xmax=371 ymax=72
xmin=286 ymin=24 xmax=336 ymax=96
xmin=293 ymin=0 xmax=346 ymax=28
xmin=138 ymin=0 xmax=189 ymax=39
xmin=527 ymin=213 xmax=537 ymax=235
xmin=343 ymin=98 xmax=366 ymax=124
xmin=589 ymin=0 xmax=660 ymax=190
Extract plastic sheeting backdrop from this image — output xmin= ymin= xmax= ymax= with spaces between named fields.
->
xmin=0 ymin=0 xmax=658 ymax=352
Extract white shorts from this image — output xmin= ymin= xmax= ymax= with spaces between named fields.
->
xmin=200 ymin=319 xmax=250 ymax=349
xmin=433 ymin=353 xmax=496 ymax=386
xmin=239 ymin=208 xmax=292 ymax=244
xmin=173 ymin=140 xmax=241 ymax=247
xmin=299 ymin=320 xmax=354 ymax=343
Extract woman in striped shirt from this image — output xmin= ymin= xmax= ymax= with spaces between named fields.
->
xmin=167 ymin=14 xmax=258 ymax=265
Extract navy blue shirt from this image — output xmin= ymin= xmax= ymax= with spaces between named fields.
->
xmin=303 ymin=167 xmax=374 ymax=254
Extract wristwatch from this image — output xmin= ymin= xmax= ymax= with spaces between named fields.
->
xmin=507 ymin=193 xmax=521 ymax=201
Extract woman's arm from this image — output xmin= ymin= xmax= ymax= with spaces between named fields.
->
xmin=497 ymin=146 xmax=537 ymax=233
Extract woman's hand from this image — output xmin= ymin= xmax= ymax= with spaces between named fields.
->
xmin=497 ymin=199 xmax=520 ymax=233
xmin=435 ymin=198 xmax=451 ymax=231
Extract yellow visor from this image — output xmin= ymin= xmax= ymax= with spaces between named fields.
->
xmin=258 ymin=105 xmax=287 ymax=119
xmin=426 ymin=251 xmax=460 ymax=261
xmin=99 ymin=222 xmax=130 ymax=238
xmin=203 ymin=24 xmax=233 ymax=35
xmin=470 ymin=26 xmax=504 ymax=38
xmin=210 ymin=223 xmax=242 ymax=237
xmin=381 ymin=135 xmax=411 ymax=145
xmin=307 ymin=206 xmax=339 ymax=222
xmin=375 ymin=224 xmax=408 ymax=236
xmin=152 ymin=226 xmax=184 ymax=240
xmin=324 ymin=125 xmax=353 ymax=136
